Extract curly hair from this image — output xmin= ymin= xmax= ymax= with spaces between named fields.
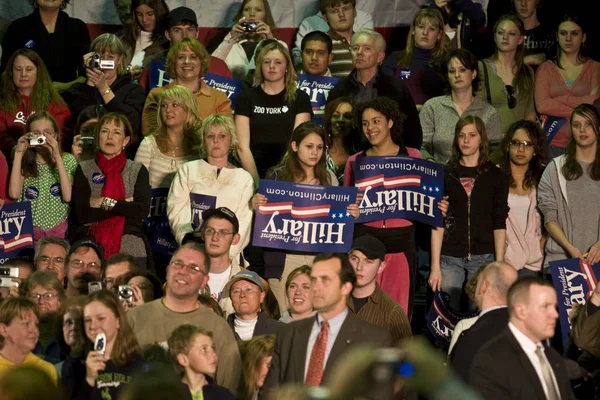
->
xmin=83 ymin=290 xmax=142 ymax=367
xmin=166 ymin=38 xmax=211 ymax=79
xmin=0 ymin=49 xmax=65 ymax=114
xmin=352 ymin=97 xmax=407 ymax=153
xmin=499 ymin=120 xmax=547 ymax=190
xmin=447 ymin=115 xmax=490 ymax=172
xmin=563 ymin=104 xmax=600 ymax=181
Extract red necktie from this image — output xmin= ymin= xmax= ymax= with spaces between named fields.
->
xmin=305 ymin=320 xmax=329 ymax=386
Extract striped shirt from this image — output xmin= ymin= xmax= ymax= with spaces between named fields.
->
xmin=328 ymin=30 xmax=354 ymax=78
xmin=348 ymin=284 xmax=412 ymax=346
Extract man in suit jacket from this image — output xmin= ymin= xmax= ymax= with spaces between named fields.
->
xmin=469 ymin=277 xmax=576 ymax=400
xmin=450 ymin=261 xmax=518 ymax=380
xmin=261 ymin=252 xmax=392 ymax=399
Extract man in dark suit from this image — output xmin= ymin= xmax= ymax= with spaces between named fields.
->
xmin=261 ymin=252 xmax=392 ymax=399
xmin=469 ymin=277 xmax=576 ymax=400
xmin=450 ymin=261 xmax=518 ymax=380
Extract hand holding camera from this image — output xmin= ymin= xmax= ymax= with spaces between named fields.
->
xmin=231 ymin=17 xmax=273 ymax=40
xmin=118 ymin=284 xmax=144 ymax=311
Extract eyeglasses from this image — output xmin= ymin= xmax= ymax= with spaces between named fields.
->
xmin=169 ymin=260 xmax=206 ymax=275
xmin=36 ymin=256 xmax=66 ymax=265
xmin=202 ymin=227 xmax=234 ymax=238
xmin=29 ymin=292 xmax=59 ymax=302
xmin=509 ymin=139 xmax=534 ymax=149
xmin=69 ymin=260 xmax=102 ymax=271
xmin=505 ymin=85 xmax=516 ymax=109
xmin=231 ymin=287 xmax=260 ymax=297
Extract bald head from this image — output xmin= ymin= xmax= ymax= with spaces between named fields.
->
xmin=475 ymin=262 xmax=518 ymax=309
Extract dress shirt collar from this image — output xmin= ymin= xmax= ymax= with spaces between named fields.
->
xmin=508 ymin=321 xmax=539 ymax=356
xmin=316 ymin=307 xmax=349 ymax=335
xmin=478 ymin=305 xmax=507 ymax=318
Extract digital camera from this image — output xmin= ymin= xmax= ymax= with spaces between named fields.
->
xmin=89 ymin=53 xmax=115 ymax=70
xmin=118 ymin=285 xmax=133 ymax=303
xmin=0 ymin=267 xmax=19 ymax=288
xmin=29 ymin=133 xmax=46 ymax=146
xmin=241 ymin=21 xmax=258 ymax=32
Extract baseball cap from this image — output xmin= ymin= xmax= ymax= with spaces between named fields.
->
xmin=225 ymin=270 xmax=264 ymax=294
xmin=202 ymin=207 xmax=240 ymax=234
xmin=69 ymin=239 xmax=104 ymax=261
xmin=350 ymin=235 xmax=386 ymax=262
xmin=167 ymin=7 xmax=198 ymax=29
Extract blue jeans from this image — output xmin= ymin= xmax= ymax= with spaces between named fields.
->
xmin=440 ymin=253 xmax=494 ymax=312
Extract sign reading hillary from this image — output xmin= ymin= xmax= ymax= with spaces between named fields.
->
xmin=148 ymin=60 xmax=173 ymax=90
xmin=297 ymin=74 xmax=340 ymax=125
xmin=0 ymin=202 xmax=34 ymax=262
xmin=202 ymin=73 xmax=243 ymax=109
xmin=427 ymin=291 xmax=478 ymax=350
xmin=354 ymin=156 xmax=444 ymax=226
xmin=145 ymin=188 xmax=177 ymax=255
xmin=190 ymin=193 xmax=217 ymax=230
xmin=550 ymin=258 xmax=600 ymax=346
xmin=252 ymin=180 xmax=357 ymax=252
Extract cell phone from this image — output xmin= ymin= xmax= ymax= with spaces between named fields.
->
xmin=94 ymin=332 xmax=106 ymax=355
xmin=88 ymin=281 xmax=103 ymax=293
xmin=118 ymin=285 xmax=133 ymax=303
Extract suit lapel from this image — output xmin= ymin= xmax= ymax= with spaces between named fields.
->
xmin=322 ymin=313 xmax=358 ymax=378
xmin=291 ymin=318 xmax=314 ymax=382
xmin=505 ymin=330 xmax=547 ymax=400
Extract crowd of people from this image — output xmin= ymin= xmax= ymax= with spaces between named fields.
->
xmin=0 ymin=0 xmax=599 ymax=399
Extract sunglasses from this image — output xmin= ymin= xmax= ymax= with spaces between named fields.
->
xmin=509 ymin=139 xmax=534 ymax=148
xmin=505 ymin=85 xmax=516 ymax=109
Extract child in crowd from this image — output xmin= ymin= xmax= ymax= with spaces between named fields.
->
xmin=168 ymin=325 xmax=235 ymax=400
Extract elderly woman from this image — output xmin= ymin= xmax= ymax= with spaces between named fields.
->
xmin=135 ymin=85 xmax=202 ymax=189
xmin=212 ymin=0 xmax=286 ymax=81
xmin=23 ymin=271 xmax=66 ymax=365
xmin=62 ymin=33 xmax=146 ymax=146
xmin=224 ymin=271 xmax=279 ymax=341
xmin=278 ymin=265 xmax=314 ymax=323
xmin=167 ymin=114 xmax=253 ymax=257
xmin=69 ymin=112 xmax=151 ymax=268
xmin=0 ymin=49 xmax=70 ymax=160
xmin=142 ymin=38 xmax=233 ymax=136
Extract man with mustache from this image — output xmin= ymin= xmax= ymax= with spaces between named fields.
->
xmin=64 ymin=239 xmax=103 ymax=298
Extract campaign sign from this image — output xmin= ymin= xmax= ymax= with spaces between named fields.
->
xmin=427 ymin=291 xmax=478 ymax=350
xmin=354 ymin=156 xmax=444 ymax=226
xmin=190 ymin=193 xmax=217 ymax=230
xmin=145 ymin=188 xmax=177 ymax=256
xmin=0 ymin=202 xmax=34 ymax=262
xmin=550 ymin=258 xmax=600 ymax=346
xmin=252 ymin=180 xmax=357 ymax=252
xmin=297 ymin=74 xmax=340 ymax=125
xmin=202 ymin=73 xmax=243 ymax=109
xmin=148 ymin=59 xmax=173 ymax=90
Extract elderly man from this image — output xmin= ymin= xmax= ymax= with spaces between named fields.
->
xmin=34 ymin=237 xmax=70 ymax=284
xmin=64 ymin=239 xmax=103 ymax=297
xmin=328 ymin=29 xmax=422 ymax=149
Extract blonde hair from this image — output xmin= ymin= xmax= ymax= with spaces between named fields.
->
xmin=253 ymin=42 xmax=298 ymax=105
xmin=168 ymin=324 xmax=214 ymax=374
xmin=199 ymin=114 xmax=237 ymax=158
xmin=155 ymin=85 xmax=203 ymax=156
xmin=90 ymin=33 xmax=129 ymax=76
xmin=166 ymin=38 xmax=211 ymax=79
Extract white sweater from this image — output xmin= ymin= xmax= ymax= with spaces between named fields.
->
xmin=167 ymin=159 xmax=254 ymax=258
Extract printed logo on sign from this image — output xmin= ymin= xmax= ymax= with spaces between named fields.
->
xmin=399 ymin=69 xmax=411 ymax=80
xmin=25 ymin=186 xmax=39 ymax=200
xmin=92 ymin=173 xmax=105 ymax=184
xmin=25 ymin=40 xmax=35 ymax=48
xmin=50 ymin=183 xmax=61 ymax=197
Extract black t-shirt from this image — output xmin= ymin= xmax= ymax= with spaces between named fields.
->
xmin=0 ymin=8 xmax=91 ymax=83
xmin=352 ymin=295 xmax=369 ymax=314
xmin=235 ymin=84 xmax=312 ymax=178
xmin=524 ymin=24 xmax=556 ymax=60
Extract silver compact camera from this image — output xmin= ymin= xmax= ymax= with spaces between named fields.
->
xmin=29 ymin=133 xmax=46 ymax=146
xmin=89 ymin=53 xmax=115 ymax=70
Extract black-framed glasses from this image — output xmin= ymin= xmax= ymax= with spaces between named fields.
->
xmin=509 ymin=139 xmax=534 ymax=149
xmin=29 ymin=292 xmax=59 ymax=302
xmin=505 ymin=85 xmax=516 ymax=109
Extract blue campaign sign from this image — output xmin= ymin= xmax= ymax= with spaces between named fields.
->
xmin=145 ymin=188 xmax=177 ymax=255
xmin=297 ymin=74 xmax=340 ymax=126
xmin=148 ymin=59 xmax=173 ymax=90
xmin=427 ymin=291 xmax=478 ymax=350
xmin=353 ymin=156 xmax=444 ymax=226
xmin=202 ymin=73 xmax=243 ymax=109
xmin=550 ymin=258 xmax=600 ymax=347
xmin=252 ymin=180 xmax=357 ymax=252
xmin=0 ymin=202 xmax=34 ymax=262
xmin=190 ymin=193 xmax=217 ymax=230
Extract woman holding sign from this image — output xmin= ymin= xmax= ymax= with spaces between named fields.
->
xmin=428 ymin=115 xmax=509 ymax=312
xmin=252 ymin=121 xmax=358 ymax=312
xmin=8 ymin=112 xmax=77 ymax=242
xmin=344 ymin=97 xmax=445 ymax=317
xmin=167 ymin=114 xmax=254 ymax=259
xmin=70 ymin=113 xmax=151 ymax=268
xmin=538 ymin=104 xmax=600 ymax=268
xmin=535 ymin=13 xmax=600 ymax=159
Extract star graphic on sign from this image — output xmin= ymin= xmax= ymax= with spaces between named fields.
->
xmin=435 ymin=187 xmax=440 ymax=192
xmin=331 ymin=213 xmax=337 ymax=219
xmin=338 ymin=213 xmax=344 ymax=218
xmin=346 ymin=212 xmax=350 ymax=217
xmin=429 ymin=187 xmax=433 ymax=192
xmin=422 ymin=185 xmax=428 ymax=191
